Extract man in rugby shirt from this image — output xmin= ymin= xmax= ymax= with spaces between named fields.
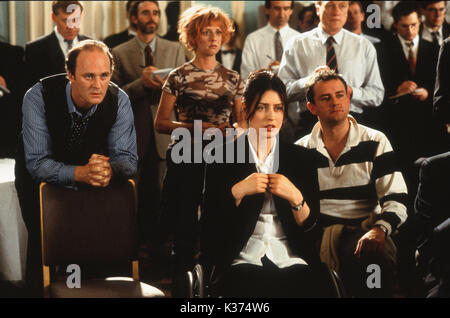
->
xmin=296 ymin=69 xmax=408 ymax=297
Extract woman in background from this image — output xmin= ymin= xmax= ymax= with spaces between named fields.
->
xmin=154 ymin=5 xmax=245 ymax=297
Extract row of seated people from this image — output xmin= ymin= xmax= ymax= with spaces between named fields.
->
xmin=2 ymin=1 xmax=449 ymax=297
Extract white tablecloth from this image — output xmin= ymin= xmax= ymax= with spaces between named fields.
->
xmin=0 ymin=159 xmax=27 ymax=282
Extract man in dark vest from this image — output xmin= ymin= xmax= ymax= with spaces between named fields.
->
xmin=15 ymin=40 xmax=138 ymax=297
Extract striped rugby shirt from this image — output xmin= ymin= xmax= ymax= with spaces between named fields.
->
xmin=296 ymin=116 xmax=408 ymax=236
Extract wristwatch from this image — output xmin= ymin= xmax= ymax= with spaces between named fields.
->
xmin=375 ymin=224 xmax=389 ymax=238
xmin=291 ymin=198 xmax=305 ymax=211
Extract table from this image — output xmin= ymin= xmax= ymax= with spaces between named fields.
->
xmin=0 ymin=159 xmax=27 ymax=283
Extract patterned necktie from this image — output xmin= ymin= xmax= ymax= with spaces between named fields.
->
xmin=406 ymin=41 xmax=416 ymax=76
xmin=326 ymin=36 xmax=338 ymax=72
xmin=144 ymin=45 xmax=154 ymax=66
xmin=431 ymin=32 xmax=439 ymax=46
xmin=275 ymin=31 xmax=283 ymax=62
xmin=65 ymin=39 xmax=73 ymax=51
xmin=68 ymin=113 xmax=90 ymax=150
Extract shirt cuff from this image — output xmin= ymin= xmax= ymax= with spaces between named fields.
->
xmin=374 ymin=220 xmax=392 ymax=237
xmin=58 ymin=165 xmax=76 ymax=186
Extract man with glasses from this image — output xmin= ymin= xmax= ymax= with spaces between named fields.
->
xmin=420 ymin=1 xmax=449 ymax=48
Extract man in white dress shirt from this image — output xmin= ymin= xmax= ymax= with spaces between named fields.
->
xmin=240 ymin=1 xmax=299 ymax=81
xmin=278 ymin=1 xmax=384 ymax=140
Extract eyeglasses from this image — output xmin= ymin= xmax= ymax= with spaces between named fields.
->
xmin=426 ymin=7 xmax=447 ymax=15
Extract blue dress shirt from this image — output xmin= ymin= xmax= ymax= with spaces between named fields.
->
xmin=22 ymin=81 xmax=138 ymax=186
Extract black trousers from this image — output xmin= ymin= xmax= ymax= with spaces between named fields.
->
xmin=337 ymin=227 xmax=395 ymax=298
xmin=158 ymin=143 xmax=207 ymax=296
xmin=215 ymin=256 xmax=327 ymax=298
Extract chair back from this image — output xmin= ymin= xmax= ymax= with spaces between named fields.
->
xmin=40 ymin=180 xmax=138 ymax=266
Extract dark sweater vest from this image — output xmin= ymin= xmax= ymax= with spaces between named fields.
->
xmin=15 ymin=74 xmax=119 ymax=233
xmin=41 ymin=73 xmax=118 ymax=165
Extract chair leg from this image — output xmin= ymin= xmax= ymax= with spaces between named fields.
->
xmin=42 ymin=265 xmax=51 ymax=298
xmin=132 ymin=260 xmax=139 ymax=280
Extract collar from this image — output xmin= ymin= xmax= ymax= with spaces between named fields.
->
xmin=423 ymin=24 xmax=443 ymax=38
xmin=66 ymin=82 xmax=97 ymax=118
xmin=266 ymin=23 xmax=292 ymax=37
xmin=308 ymin=115 xmax=359 ymax=159
xmin=136 ymin=35 xmax=157 ymax=53
xmin=248 ymin=133 xmax=278 ymax=174
xmin=128 ymin=28 xmax=137 ymax=37
xmin=54 ymin=26 xmax=79 ymax=46
xmin=317 ymin=24 xmax=344 ymax=45
xmin=398 ymin=33 xmax=419 ymax=48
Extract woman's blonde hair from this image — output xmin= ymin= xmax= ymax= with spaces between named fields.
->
xmin=178 ymin=5 xmax=234 ymax=52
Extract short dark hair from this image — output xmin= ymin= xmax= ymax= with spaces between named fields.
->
xmin=392 ymin=1 xmax=420 ymax=24
xmin=65 ymin=40 xmax=114 ymax=75
xmin=126 ymin=1 xmax=135 ymax=13
xmin=298 ymin=4 xmax=317 ymax=22
xmin=264 ymin=0 xmax=294 ymax=10
xmin=130 ymin=0 xmax=160 ymax=19
xmin=420 ymin=1 xmax=446 ymax=10
xmin=52 ymin=1 xmax=83 ymax=15
xmin=243 ymin=70 xmax=287 ymax=121
xmin=306 ymin=69 xmax=348 ymax=104
xmin=349 ymin=1 xmax=363 ymax=12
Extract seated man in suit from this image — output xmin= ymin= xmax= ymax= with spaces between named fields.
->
xmin=111 ymin=0 xmax=185 ymax=244
xmin=15 ymin=40 xmax=138 ymax=297
xmin=415 ymin=151 xmax=450 ymax=298
xmin=296 ymin=69 xmax=408 ymax=297
xmin=0 ymin=41 xmax=24 ymax=158
xmin=103 ymin=1 xmax=137 ymax=49
xmin=216 ymin=20 xmax=242 ymax=73
xmin=24 ymin=1 xmax=90 ymax=90
xmin=419 ymin=1 xmax=449 ymax=49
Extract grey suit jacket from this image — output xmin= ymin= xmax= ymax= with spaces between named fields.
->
xmin=112 ymin=36 xmax=185 ymax=160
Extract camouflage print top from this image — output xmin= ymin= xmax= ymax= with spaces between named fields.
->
xmin=162 ymin=61 xmax=244 ymax=125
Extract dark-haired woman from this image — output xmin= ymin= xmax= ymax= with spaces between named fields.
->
xmin=201 ymin=70 xmax=327 ymax=297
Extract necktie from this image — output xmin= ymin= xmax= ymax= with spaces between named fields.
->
xmin=326 ymin=36 xmax=338 ymax=72
xmin=144 ymin=45 xmax=154 ymax=66
xmin=275 ymin=31 xmax=283 ymax=62
xmin=65 ymin=39 xmax=73 ymax=51
xmin=431 ymin=32 xmax=439 ymax=46
xmin=68 ymin=113 xmax=90 ymax=150
xmin=406 ymin=41 xmax=416 ymax=76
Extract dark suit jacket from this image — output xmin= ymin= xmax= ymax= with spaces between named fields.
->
xmin=103 ymin=29 xmax=134 ymax=49
xmin=415 ymin=151 xmax=450 ymax=297
xmin=0 ymin=42 xmax=24 ymax=157
xmin=420 ymin=21 xmax=450 ymax=49
xmin=433 ymin=37 xmax=450 ymax=125
xmin=216 ymin=48 xmax=242 ymax=74
xmin=388 ymin=35 xmax=440 ymax=99
xmin=201 ymin=134 xmax=320 ymax=280
xmin=24 ymin=31 xmax=90 ymax=89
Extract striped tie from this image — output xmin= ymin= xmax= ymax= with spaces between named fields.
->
xmin=326 ymin=36 xmax=338 ymax=72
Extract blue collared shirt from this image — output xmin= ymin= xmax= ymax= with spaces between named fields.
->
xmin=22 ymin=81 xmax=138 ymax=186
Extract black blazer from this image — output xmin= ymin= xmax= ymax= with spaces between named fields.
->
xmin=103 ymin=29 xmax=134 ymax=49
xmin=201 ymin=134 xmax=320 ymax=279
xmin=24 ymin=31 xmax=90 ymax=89
xmin=420 ymin=21 xmax=450 ymax=49
xmin=387 ymin=35 xmax=440 ymax=99
xmin=216 ymin=48 xmax=242 ymax=74
xmin=433 ymin=37 xmax=450 ymax=124
xmin=0 ymin=41 xmax=24 ymax=157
